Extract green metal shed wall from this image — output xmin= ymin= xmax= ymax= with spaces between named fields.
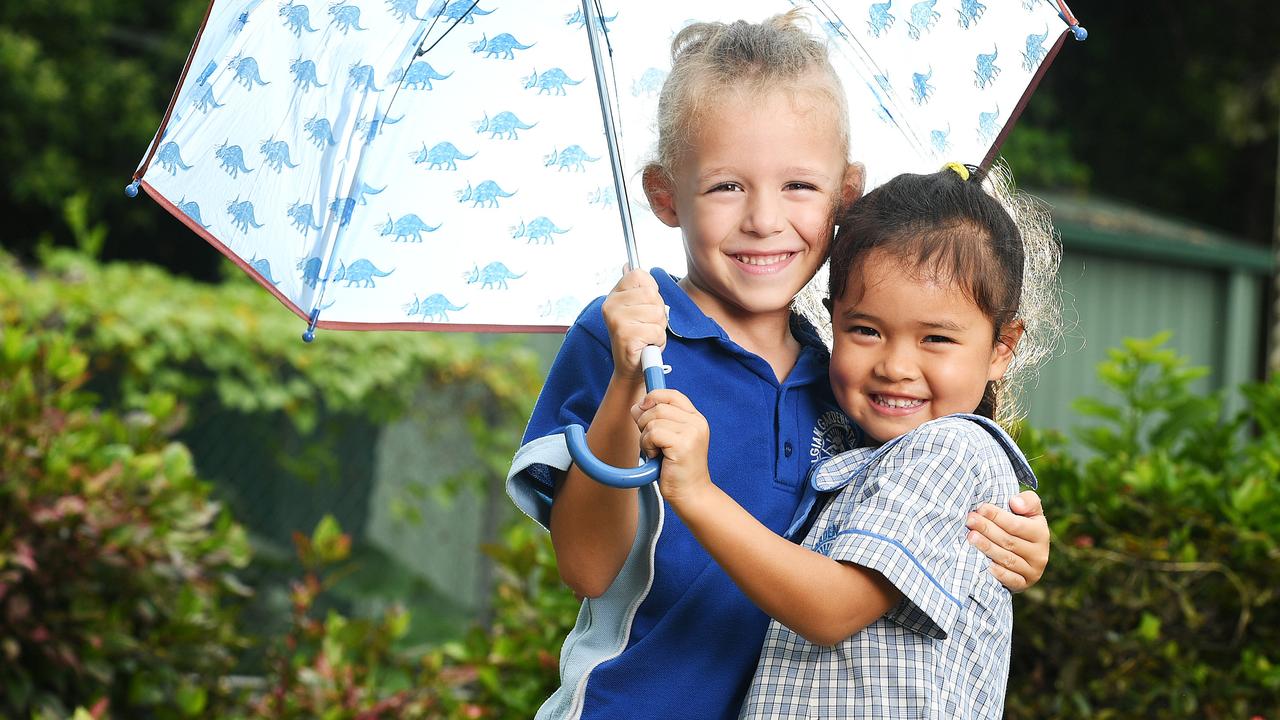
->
xmin=1021 ymin=249 xmax=1265 ymax=432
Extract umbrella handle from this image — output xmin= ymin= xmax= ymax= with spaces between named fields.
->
xmin=564 ymin=345 xmax=666 ymax=488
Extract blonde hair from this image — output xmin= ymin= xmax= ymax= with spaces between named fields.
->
xmin=646 ymin=10 xmax=850 ymax=180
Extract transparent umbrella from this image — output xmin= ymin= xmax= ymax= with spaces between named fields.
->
xmin=128 ymin=0 xmax=1084 ymax=483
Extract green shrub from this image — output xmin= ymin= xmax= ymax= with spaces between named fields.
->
xmin=1008 ymin=334 xmax=1280 ymax=719
xmin=0 ymin=324 xmax=252 ymax=719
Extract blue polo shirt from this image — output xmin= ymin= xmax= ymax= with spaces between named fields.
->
xmin=506 ymin=268 xmax=861 ymax=720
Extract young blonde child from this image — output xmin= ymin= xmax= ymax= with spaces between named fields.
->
xmin=635 ymin=165 xmax=1061 ymax=718
xmin=506 ymin=13 xmax=1050 ymax=719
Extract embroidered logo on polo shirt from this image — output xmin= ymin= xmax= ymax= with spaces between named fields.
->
xmin=810 ymin=409 xmax=857 ymax=461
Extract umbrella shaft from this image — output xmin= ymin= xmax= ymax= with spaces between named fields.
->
xmin=580 ymin=0 xmax=640 ymax=270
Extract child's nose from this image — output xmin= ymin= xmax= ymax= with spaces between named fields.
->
xmin=742 ymin=192 xmax=785 ymax=236
xmin=875 ymin=345 xmax=919 ymax=382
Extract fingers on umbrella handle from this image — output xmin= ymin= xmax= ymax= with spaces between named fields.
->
xmin=565 ymin=424 xmax=661 ymax=488
xmin=566 ymin=344 xmax=667 ymax=488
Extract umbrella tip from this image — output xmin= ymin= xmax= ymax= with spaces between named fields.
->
xmin=302 ymin=307 xmax=321 ymax=343
xmin=124 ymin=179 xmax=140 ymax=198
xmin=1070 ymin=24 xmax=1087 ymax=41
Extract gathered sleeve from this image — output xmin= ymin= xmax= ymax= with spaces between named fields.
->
xmin=818 ymin=421 xmax=991 ymax=639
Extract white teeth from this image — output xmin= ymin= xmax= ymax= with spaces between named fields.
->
xmin=875 ymin=395 xmax=924 ymax=409
xmin=734 ymin=253 xmax=792 ymax=266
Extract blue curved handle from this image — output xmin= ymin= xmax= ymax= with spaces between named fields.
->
xmin=564 ymin=345 xmax=666 ymax=488
xmin=565 ymin=424 xmax=662 ymax=488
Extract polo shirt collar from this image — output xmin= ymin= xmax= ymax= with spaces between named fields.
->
xmin=651 ymin=268 xmax=832 ymax=359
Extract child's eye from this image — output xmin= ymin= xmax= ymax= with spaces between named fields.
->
xmin=923 ymin=335 xmax=955 ymax=344
xmin=848 ymin=325 xmax=879 ymax=338
xmin=784 ymin=182 xmax=818 ymax=191
xmin=708 ymin=182 xmax=743 ymax=193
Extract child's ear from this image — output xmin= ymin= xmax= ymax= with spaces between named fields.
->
xmin=841 ymin=162 xmax=866 ymax=210
xmin=643 ymin=165 xmax=680 ymax=228
xmin=988 ymin=320 xmax=1025 ymax=381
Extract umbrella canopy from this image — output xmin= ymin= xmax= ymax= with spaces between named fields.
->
xmin=131 ymin=0 xmax=1082 ymax=335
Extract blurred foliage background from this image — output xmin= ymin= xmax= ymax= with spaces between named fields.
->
xmin=2 ymin=1 xmax=1279 ymax=718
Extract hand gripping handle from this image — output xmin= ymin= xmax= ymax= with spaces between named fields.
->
xmin=564 ymin=345 xmax=665 ymax=488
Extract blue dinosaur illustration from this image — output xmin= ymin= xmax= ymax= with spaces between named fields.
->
xmin=930 ymin=125 xmax=950 ymax=153
xmin=227 ymin=199 xmax=264 ymax=232
xmin=155 ymin=142 xmax=193 ymax=175
xmin=1022 ymin=27 xmax=1049 ymax=71
xmin=288 ymin=201 xmax=324 ymax=234
xmin=911 ymin=67 xmax=934 ymax=105
xmin=563 ymin=8 xmax=616 ymax=31
xmin=974 ymin=47 xmax=1000 ymax=89
xmin=291 ymin=57 xmax=327 ymax=91
xmin=228 ymin=54 xmax=269 ymax=89
xmin=957 ymin=0 xmax=985 ymax=29
xmin=215 ymin=142 xmax=254 ymax=178
xmin=304 ymin=116 xmax=338 ymax=149
xmin=297 ymin=256 xmax=324 ymax=288
xmin=415 ymin=142 xmax=476 ymax=170
xmin=539 ymin=296 xmax=580 ymax=321
xmin=260 ymin=139 xmax=300 ymax=172
xmin=332 ymin=259 xmax=393 ymax=288
xmin=588 ymin=186 xmax=616 ymax=209
xmin=385 ymin=0 xmax=420 ymax=21
xmin=196 ymin=60 xmax=217 ymax=86
xmin=524 ymin=68 xmax=583 ymax=96
xmin=867 ymin=1 xmax=895 ymax=37
xmin=349 ymin=63 xmax=382 ymax=92
xmin=465 ymin=262 xmax=524 ymax=289
xmin=248 ymin=257 xmax=279 ymax=284
xmin=977 ymin=105 xmax=1000 ymax=143
xmin=427 ymin=0 xmax=493 ymax=23
xmin=379 ymin=213 xmax=441 ymax=242
xmin=456 ymin=180 xmax=516 ymax=208
xmin=474 ymin=111 xmax=536 ymax=139
xmin=906 ymin=0 xmax=939 ymax=39
xmin=874 ymin=74 xmax=892 ymax=93
xmin=632 ymin=68 xmax=667 ymax=97
xmin=356 ymin=111 xmax=403 ymax=144
xmin=469 ymin=33 xmax=534 ymax=60
xmin=395 ymin=61 xmax=452 ymax=90
xmin=280 ymin=1 xmax=318 ymax=36
xmin=544 ymin=145 xmax=599 ymax=172
xmin=192 ymin=85 xmax=224 ymax=112
xmin=328 ymin=2 xmax=366 ymax=33
xmin=231 ymin=11 xmax=249 ymax=33
xmin=329 ymin=197 xmax=357 ymax=226
xmin=511 ymin=217 xmax=570 ymax=245
xmin=822 ymin=20 xmax=849 ymax=39
xmin=353 ymin=181 xmax=385 ymax=205
xmin=405 ymin=293 xmax=467 ymax=322
xmin=176 ymin=198 xmax=210 ymax=228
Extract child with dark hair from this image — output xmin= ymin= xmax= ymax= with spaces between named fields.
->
xmin=636 ymin=164 xmax=1061 ymax=719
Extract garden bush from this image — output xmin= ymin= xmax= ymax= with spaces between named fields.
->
xmin=0 ymin=323 xmax=251 ymax=719
xmin=1007 ymin=334 xmax=1280 ymax=719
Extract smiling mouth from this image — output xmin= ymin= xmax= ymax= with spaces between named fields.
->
xmin=871 ymin=394 xmax=926 ymax=410
xmin=732 ymin=252 xmax=795 ymax=268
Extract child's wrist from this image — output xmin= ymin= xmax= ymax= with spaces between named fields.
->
xmin=664 ymin=473 xmax=716 ymax=514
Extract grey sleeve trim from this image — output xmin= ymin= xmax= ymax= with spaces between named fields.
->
xmin=506 ymin=433 xmax=572 ymax=530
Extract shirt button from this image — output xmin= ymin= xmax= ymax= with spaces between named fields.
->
xmin=784 ymin=441 xmax=794 ymax=457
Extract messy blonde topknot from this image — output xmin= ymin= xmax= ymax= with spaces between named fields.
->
xmin=647 ymin=10 xmax=850 ymax=180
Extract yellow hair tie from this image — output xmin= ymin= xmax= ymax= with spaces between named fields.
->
xmin=941 ymin=161 xmax=970 ymax=181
